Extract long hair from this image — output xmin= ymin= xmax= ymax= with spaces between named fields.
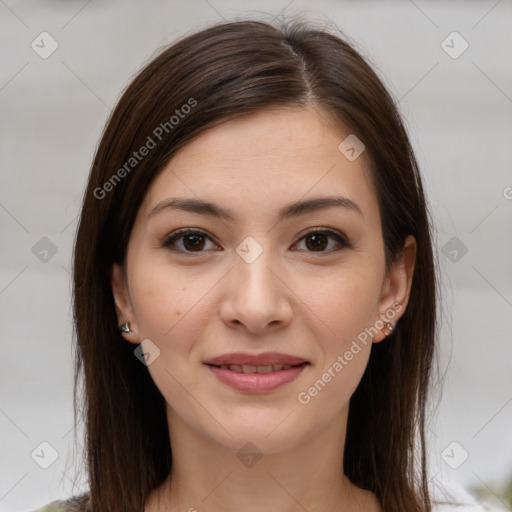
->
xmin=72 ymin=18 xmax=438 ymax=512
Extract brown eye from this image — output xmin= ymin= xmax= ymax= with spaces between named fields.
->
xmin=295 ymin=229 xmax=350 ymax=253
xmin=305 ymin=232 xmax=329 ymax=251
xmin=162 ymin=228 xmax=350 ymax=255
xmin=182 ymin=233 xmax=206 ymax=251
xmin=162 ymin=230 xmax=217 ymax=253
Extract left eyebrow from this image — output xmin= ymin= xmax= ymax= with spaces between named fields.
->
xmin=278 ymin=196 xmax=363 ymax=219
xmin=147 ymin=195 xmax=363 ymax=221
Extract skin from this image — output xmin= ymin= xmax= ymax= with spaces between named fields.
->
xmin=111 ymin=106 xmax=416 ymax=512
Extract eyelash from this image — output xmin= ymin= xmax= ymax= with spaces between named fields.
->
xmin=161 ymin=228 xmax=351 ymax=255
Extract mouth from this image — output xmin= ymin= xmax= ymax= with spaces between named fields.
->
xmin=203 ymin=351 xmax=309 ymax=368
xmin=205 ymin=362 xmax=308 ymax=374
xmin=204 ymin=360 xmax=309 ymax=393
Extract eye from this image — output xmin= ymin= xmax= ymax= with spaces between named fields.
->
xmin=293 ymin=229 xmax=351 ymax=253
xmin=162 ymin=229 xmax=219 ymax=253
xmin=162 ymin=228 xmax=351 ymax=255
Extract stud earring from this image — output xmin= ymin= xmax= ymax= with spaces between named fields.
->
xmin=383 ymin=322 xmax=394 ymax=335
xmin=120 ymin=322 xmax=133 ymax=335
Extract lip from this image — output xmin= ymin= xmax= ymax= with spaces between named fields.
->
xmin=203 ymin=352 xmax=308 ymax=366
xmin=206 ymin=363 xmax=308 ymax=393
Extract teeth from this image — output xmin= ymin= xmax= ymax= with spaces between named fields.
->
xmin=218 ymin=364 xmax=295 ymax=373
xmin=256 ymin=365 xmax=275 ymax=374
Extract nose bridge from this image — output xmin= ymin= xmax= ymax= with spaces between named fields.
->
xmin=234 ymin=235 xmax=279 ymax=300
xmin=221 ymin=234 xmax=292 ymax=331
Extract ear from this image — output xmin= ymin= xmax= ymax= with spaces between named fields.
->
xmin=110 ymin=263 xmax=139 ymax=344
xmin=372 ymin=235 xmax=416 ymax=343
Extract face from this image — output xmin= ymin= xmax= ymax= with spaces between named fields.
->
xmin=111 ymin=106 xmax=415 ymax=454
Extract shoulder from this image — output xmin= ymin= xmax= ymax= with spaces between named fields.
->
xmin=29 ymin=500 xmax=69 ymax=512
xmin=433 ymin=504 xmax=504 ymax=512
xmin=430 ymin=478 xmax=507 ymax=512
xmin=433 ymin=504 xmax=494 ymax=511
xmin=29 ymin=495 xmax=89 ymax=512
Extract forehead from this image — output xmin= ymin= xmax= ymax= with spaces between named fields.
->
xmin=140 ymin=107 xmax=379 ymax=224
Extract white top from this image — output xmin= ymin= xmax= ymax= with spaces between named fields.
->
xmin=431 ymin=478 xmax=507 ymax=511
xmin=30 ymin=479 xmax=507 ymax=512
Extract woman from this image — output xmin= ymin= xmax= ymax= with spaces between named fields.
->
xmin=32 ymin=17 xmax=489 ymax=512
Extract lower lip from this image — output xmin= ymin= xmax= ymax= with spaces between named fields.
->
xmin=206 ymin=363 xmax=308 ymax=393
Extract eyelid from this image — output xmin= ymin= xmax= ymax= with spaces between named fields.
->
xmin=162 ymin=228 xmax=220 ymax=251
xmin=162 ymin=227 xmax=351 ymax=253
xmin=291 ymin=227 xmax=352 ymax=252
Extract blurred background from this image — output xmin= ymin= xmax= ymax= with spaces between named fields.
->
xmin=1 ymin=1 xmax=511 ymax=511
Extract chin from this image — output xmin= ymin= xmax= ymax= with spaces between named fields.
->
xmin=208 ymin=420 xmax=308 ymax=456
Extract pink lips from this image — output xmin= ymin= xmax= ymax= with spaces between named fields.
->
xmin=206 ymin=364 xmax=308 ymax=392
xmin=203 ymin=352 xmax=309 ymax=393
xmin=203 ymin=352 xmax=307 ymax=367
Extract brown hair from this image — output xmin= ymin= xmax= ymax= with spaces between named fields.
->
xmin=72 ymin=18 xmax=438 ymax=512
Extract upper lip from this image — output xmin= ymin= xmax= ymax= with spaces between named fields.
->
xmin=203 ymin=352 xmax=308 ymax=367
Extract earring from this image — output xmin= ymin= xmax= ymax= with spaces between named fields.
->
xmin=383 ymin=322 xmax=394 ymax=335
xmin=120 ymin=322 xmax=133 ymax=335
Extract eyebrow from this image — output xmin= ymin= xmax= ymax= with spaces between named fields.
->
xmin=148 ymin=195 xmax=363 ymax=221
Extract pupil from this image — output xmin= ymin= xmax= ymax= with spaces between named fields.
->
xmin=306 ymin=233 xmax=328 ymax=251
xmin=184 ymin=235 xmax=205 ymax=251
xmin=182 ymin=233 xmax=329 ymax=252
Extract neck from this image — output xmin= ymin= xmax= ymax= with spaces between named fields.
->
xmin=145 ymin=404 xmax=380 ymax=512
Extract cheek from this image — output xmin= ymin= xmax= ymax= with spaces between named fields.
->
xmin=129 ymin=260 xmax=209 ymax=340
xmin=128 ymin=262 xmax=213 ymax=406
xmin=296 ymin=263 xmax=383 ymax=351
xmin=131 ymin=270 xmax=177 ymax=336
xmin=296 ymin=271 xmax=377 ymax=415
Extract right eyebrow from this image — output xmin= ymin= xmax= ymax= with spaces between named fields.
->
xmin=147 ymin=195 xmax=364 ymax=221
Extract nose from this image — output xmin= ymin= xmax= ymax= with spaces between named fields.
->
xmin=219 ymin=246 xmax=293 ymax=335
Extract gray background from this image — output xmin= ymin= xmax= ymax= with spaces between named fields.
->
xmin=1 ymin=1 xmax=511 ymax=511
